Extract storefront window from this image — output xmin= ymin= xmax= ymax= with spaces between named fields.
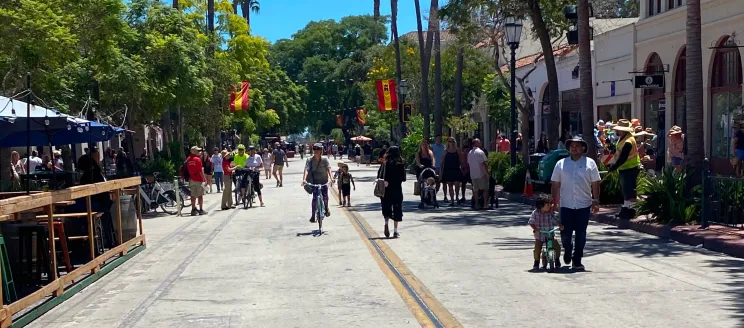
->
xmin=711 ymin=92 xmax=743 ymax=158
xmin=598 ymin=104 xmax=631 ymax=123
xmin=644 ymin=100 xmax=661 ymax=136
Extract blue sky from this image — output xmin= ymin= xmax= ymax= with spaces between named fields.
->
xmin=249 ymin=0 xmax=420 ymax=43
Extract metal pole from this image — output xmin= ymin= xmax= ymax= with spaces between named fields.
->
xmin=25 ymin=72 xmax=31 ymax=194
xmin=510 ymin=45 xmax=518 ymax=166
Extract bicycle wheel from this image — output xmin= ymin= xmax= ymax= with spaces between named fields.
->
xmin=317 ymin=194 xmax=324 ymax=233
xmin=248 ymin=185 xmax=254 ymax=208
xmin=159 ymin=190 xmax=178 ymax=215
xmin=243 ymin=183 xmax=250 ymax=209
xmin=547 ymin=249 xmax=556 ymax=273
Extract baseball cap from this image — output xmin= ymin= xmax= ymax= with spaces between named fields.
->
xmin=190 ymin=146 xmax=203 ymax=152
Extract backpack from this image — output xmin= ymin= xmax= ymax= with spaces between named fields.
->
xmin=180 ymin=159 xmax=190 ymax=181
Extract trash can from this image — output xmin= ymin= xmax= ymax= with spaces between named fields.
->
xmin=119 ymin=194 xmax=139 ymax=242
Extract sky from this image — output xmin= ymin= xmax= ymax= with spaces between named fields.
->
xmin=249 ymin=0 xmax=420 ymax=43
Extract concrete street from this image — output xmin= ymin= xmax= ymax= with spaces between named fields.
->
xmin=28 ymin=156 xmax=744 ymax=328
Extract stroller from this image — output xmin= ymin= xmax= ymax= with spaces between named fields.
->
xmin=417 ymin=167 xmax=439 ymax=209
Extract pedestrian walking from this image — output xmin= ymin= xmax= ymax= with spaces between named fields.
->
xmin=202 ymin=151 xmax=213 ymax=193
xmin=211 ymin=147 xmax=223 ymax=192
xmin=529 ymin=194 xmax=563 ymax=270
xmin=186 ymin=146 xmax=207 ymax=216
xmin=262 ymin=148 xmax=272 ymax=179
xmin=271 ymin=142 xmax=288 ymax=187
xmin=339 ymin=164 xmax=355 ymax=206
xmin=334 ymin=161 xmax=344 ymax=205
xmin=221 ymin=150 xmax=237 ymax=210
xmin=378 ymin=146 xmax=406 ymax=238
xmin=459 ymin=138 xmax=472 ymax=204
xmin=332 ymin=143 xmax=339 ymax=160
xmin=550 ymin=136 xmax=601 ymax=271
xmin=467 ymin=138 xmax=489 ymax=210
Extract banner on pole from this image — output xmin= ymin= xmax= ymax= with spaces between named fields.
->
xmin=356 ymin=109 xmax=368 ymax=125
xmin=229 ymin=81 xmax=250 ymax=112
xmin=375 ymin=80 xmax=398 ymax=111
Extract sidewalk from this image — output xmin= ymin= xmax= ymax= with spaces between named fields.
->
xmin=496 ymin=187 xmax=744 ymax=259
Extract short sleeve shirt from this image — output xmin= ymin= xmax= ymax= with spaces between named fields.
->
xmin=233 ymin=153 xmax=248 ymax=168
xmin=211 ymin=155 xmax=223 ymax=173
xmin=551 ymin=156 xmax=601 ymax=209
xmin=245 ymin=154 xmax=263 ymax=168
xmin=305 ymin=156 xmax=331 ymax=184
xmin=467 ymin=147 xmax=488 ymax=179
xmin=431 ymin=144 xmax=446 ymax=168
xmin=272 ymin=149 xmax=286 ymax=165
xmin=186 ymin=155 xmax=204 ymax=182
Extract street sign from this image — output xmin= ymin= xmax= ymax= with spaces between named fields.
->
xmin=634 ymin=75 xmax=664 ymax=89
xmin=403 ymin=103 xmax=413 ymax=122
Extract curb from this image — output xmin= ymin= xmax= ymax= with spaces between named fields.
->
xmin=496 ymin=189 xmax=744 ymax=259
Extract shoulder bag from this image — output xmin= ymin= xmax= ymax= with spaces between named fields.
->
xmin=374 ymin=163 xmax=386 ymax=198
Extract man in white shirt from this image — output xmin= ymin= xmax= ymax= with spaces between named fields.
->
xmin=551 ymin=136 xmax=601 ymax=271
xmin=24 ymin=150 xmax=43 ymax=172
xmin=467 ymin=138 xmax=489 ymax=210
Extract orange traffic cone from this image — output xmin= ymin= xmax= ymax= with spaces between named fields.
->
xmin=523 ymin=170 xmax=534 ymax=197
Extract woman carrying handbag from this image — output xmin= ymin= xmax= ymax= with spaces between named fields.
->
xmin=376 ymin=146 xmax=406 ymax=238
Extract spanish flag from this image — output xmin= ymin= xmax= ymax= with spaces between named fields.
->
xmin=375 ymin=80 xmax=398 ymax=111
xmin=336 ymin=114 xmax=344 ymax=127
xmin=229 ymin=81 xmax=250 ymax=112
xmin=357 ymin=109 xmax=368 ymax=125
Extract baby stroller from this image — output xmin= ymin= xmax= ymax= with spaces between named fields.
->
xmin=417 ymin=167 xmax=439 ymax=209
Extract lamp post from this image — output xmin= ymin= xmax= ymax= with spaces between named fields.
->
xmin=504 ymin=17 xmax=523 ymax=166
xmin=398 ymin=79 xmax=408 ymax=140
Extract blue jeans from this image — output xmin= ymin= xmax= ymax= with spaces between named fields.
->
xmin=213 ymin=172 xmax=224 ymax=192
xmin=559 ymin=207 xmax=591 ymax=264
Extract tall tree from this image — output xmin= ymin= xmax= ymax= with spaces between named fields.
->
xmin=432 ymin=1 xmax=443 ymax=136
xmin=413 ymin=0 xmax=436 ymax=139
xmin=391 ymin=0 xmax=404 ymax=140
xmin=685 ymin=0 xmax=703 ymax=173
xmin=578 ymin=0 xmax=596 ymax=159
xmin=240 ymin=0 xmax=260 ymax=31
xmin=374 ymin=0 xmax=381 ymax=21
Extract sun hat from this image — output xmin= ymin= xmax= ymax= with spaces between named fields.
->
xmin=565 ymin=136 xmax=588 ymax=153
xmin=631 ymin=118 xmax=641 ymax=127
xmin=669 ymin=125 xmax=683 ymax=135
xmin=597 ymin=120 xmax=605 ymax=127
xmin=190 ymin=146 xmax=203 ymax=152
xmin=612 ymin=119 xmax=635 ymax=132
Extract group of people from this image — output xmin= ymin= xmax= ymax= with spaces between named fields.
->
xmin=183 ymin=143 xmax=289 ymax=215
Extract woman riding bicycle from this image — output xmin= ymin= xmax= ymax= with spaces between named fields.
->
xmin=301 ymin=143 xmax=335 ymax=223
xmin=239 ymin=146 xmax=265 ymax=207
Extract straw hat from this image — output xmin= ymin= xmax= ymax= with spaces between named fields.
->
xmin=631 ymin=118 xmax=641 ymax=127
xmin=634 ymin=127 xmax=655 ymax=137
xmin=612 ymin=119 xmax=635 ymax=132
xmin=633 ymin=126 xmax=644 ymax=134
xmin=669 ymin=125 xmax=683 ymax=135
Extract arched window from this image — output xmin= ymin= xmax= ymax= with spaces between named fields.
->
xmin=643 ymin=53 xmax=665 ymax=136
xmin=710 ymin=36 xmax=743 ymax=161
xmin=541 ymin=85 xmax=550 ymax=134
xmin=674 ymin=47 xmax=686 ymax=128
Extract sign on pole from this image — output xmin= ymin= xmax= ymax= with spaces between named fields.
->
xmin=634 ymin=75 xmax=664 ymax=89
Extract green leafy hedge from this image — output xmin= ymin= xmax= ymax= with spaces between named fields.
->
xmin=635 ymin=167 xmax=701 ymax=224
xmin=502 ymin=164 xmax=529 ymax=193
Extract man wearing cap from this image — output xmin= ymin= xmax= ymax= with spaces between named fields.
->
xmin=271 ymin=142 xmax=288 ymax=187
xmin=609 ymin=119 xmax=641 ymax=219
xmin=187 ymin=146 xmax=207 ymax=215
xmin=551 ymin=136 xmax=601 ymax=271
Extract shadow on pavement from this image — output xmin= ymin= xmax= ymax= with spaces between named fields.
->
xmin=703 ymin=258 xmax=744 ymax=326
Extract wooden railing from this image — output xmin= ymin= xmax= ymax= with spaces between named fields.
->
xmin=0 ymin=177 xmax=146 ymax=327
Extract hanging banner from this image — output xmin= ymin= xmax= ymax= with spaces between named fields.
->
xmin=229 ymin=81 xmax=250 ymax=112
xmin=375 ymin=80 xmax=398 ymax=111
xmin=335 ymin=114 xmax=344 ymax=127
xmin=356 ymin=109 xmax=368 ymax=125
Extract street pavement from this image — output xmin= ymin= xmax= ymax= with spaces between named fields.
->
xmin=28 ymin=156 xmax=744 ymax=328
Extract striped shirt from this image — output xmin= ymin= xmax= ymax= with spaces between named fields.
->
xmin=528 ymin=209 xmax=560 ymax=241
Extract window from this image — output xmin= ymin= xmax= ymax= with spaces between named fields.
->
xmin=710 ymin=36 xmax=743 ymax=160
xmin=643 ymin=53 xmax=665 ymax=143
xmin=674 ymin=47 xmax=686 ymax=127
xmin=668 ymin=0 xmax=676 ymax=10
xmin=648 ymin=0 xmax=655 ymax=16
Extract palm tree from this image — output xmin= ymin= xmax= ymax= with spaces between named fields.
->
xmin=374 ymin=0 xmax=381 ymax=21
xmin=391 ymin=0 xmax=404 ymax=140
xmin=414 ymin=0 xmax=435 ymax=139
xmin=685 ymin=0 xmax=703 ymax=174
xmin=432 ymin=1 xmax=443 ymax=137
xmin=240 ymin=0 xmax=260 ymax=30
xmin=578 ymin=0 xmax=596 ymax=159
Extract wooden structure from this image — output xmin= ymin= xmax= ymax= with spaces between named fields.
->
xmin=0 ymin=177 xmax=146 ymax=327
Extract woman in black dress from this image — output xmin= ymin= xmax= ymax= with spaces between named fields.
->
xmin=439 ymin=137 xmax=462 ymax=207
xmin=378 ymin=146 xmax=406 ymax=238
xmin=536 ymin=132 xmax=549 ymax=153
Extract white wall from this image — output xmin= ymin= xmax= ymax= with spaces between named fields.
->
xmin=594 ymin=24 xmax=636 ymax=109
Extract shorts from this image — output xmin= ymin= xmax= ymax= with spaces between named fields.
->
xmin=272 ymin=164 xmax=284 ymax=174
xmin=736 ymin=149 xmax=744 ymax=161
xmin=189 ymin=180 xmax=205 ymax=198
xmin=341 ymin=184 xmax=351 ymax=196
xmin=671 ymin=156 xmax=683 ymax=166
xmin=619 ymin=167 xmax=640 ymax=199
xmin=381 ymin=200 xmax=403 ymax=221
xmin=472 ymin=176 xmax=488 ymax=192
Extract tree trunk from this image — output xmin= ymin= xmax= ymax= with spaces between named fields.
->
xmin=391 ymin=0 xmax=404 ymax=141
xmin=172 ymin=0 xmax=178 ymax=9
xmin=232 ymin=0 xmax=238 ymax=14
xmin=374 ymin=0 xmax=381 ymax=21
xmin=161 ymin=110 xmax=173 ymax=158
xmin=578 ymin=0 xmax=596 ymax=160
xmin=686 ymin=0 xmax=704 ymax=175
xmin=241 ymin=1 xmax=250 ymax=31
xmin=527 ymin=0 xmax=560 ymax=150
xmin=414 ymin=0 xmax=433 ymax=139
xmin=433 ymin=8 xmax=443 ymax=137
xmin=454 ymin=47 xmax=464 ymax=117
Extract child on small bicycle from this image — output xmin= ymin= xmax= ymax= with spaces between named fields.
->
xmin=340 ymin=164 xmax=355 ymax=206
xmin=528 ymin=194 xmax=563 ymax=270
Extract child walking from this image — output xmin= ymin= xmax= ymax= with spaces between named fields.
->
xmin=528 ymin=194 xmax=563 ymax=270
xmin=334 ymin=161 xmax=345 ymax=205
xmin=340 ymin=164 xmax=355 ymax=206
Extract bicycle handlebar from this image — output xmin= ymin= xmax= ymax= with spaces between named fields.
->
xmin=539 ymin=227 xmax=561 ymax=234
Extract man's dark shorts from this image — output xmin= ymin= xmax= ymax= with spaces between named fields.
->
xmin=619 ymin=167 xmax=640 ymax=199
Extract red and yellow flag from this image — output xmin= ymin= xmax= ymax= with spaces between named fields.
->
xmin=356 ymin=109 xmax=368 ymax=125
xmin=375 ymin=80 xmax=398 ymax=111
xmin=335 ymin=114 xmax=344 ymax=127
xmin=229 ymin=81 xmax=250 ymax=112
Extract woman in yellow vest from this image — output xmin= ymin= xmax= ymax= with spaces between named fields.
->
xmin=608 ymin=119 xmax=641 ymax=219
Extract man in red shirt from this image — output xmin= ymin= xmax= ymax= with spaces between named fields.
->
xmin=498 ymin=136 xmax=511 ymax=153
xmin=187 ymin=146 xmax=207 ymax=215
xmin=221 ymin=150 xmax=237 ymax=210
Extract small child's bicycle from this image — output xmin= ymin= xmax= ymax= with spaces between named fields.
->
xmin=539 ymin=227 xmax=561 ymax=273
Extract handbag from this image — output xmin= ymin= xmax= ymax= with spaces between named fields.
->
xmin=413 ymin=181 xmax=421 ymax=196
xmin=374 ymin=163 xmax=386 ymax=198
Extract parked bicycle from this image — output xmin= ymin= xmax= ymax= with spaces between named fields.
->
xmin=139 ymin=172 xmax=184 ymax=215
xmin=234 ymin=167 xmax=260 ymax=208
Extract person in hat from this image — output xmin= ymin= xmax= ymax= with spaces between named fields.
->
xmin=609 ymin=119 xmax=641 ymax=219
xmin=550 ymin=135 xmax=601 ymax=271
xmin=271 ymin=142 xmax=288 ymax=187
xmin=221 ymin=150 xmax=237 ymax=210
xmin=302 ymin=143 xmax=334 ymax=223
xmin=233 ymin=144 xmax=248 ymax=168
xmin=667 ymin=126 xmax=685 ymax=172
xmin=186 ymin=146 xmax=207 ymax=216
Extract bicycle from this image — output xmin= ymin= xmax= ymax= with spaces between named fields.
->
xmin=306 ymin=183 xmax=326 ymax=234
xmin=539 ymin=227 xmax=562 ymax=273
xmin=139 ymin=172 xmax=181 ymax=215
xmin=235 ymin=167 xmax=259 ymax=209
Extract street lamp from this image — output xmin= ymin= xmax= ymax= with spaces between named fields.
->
xmin=504 ymin=17 xmax=523 ymax=166
xmin=398 ymin=79 xmax=409 ymax=139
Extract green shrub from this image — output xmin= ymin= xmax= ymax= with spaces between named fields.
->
xmin=140 ymin=152 xmax=177 ymax=178
xmin=487 ymin=152 xmax=523 ymax=184
xmin=372 ymin=148 xmax=382 ymax=159
xmin=635 ymin=166 xmax=701 ymax=225
xmin=503 ymin=164 xmax=528 ymax=193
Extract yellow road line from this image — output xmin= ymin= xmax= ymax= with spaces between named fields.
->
xmin=330 ymin=189 xmax=462 ymax=328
